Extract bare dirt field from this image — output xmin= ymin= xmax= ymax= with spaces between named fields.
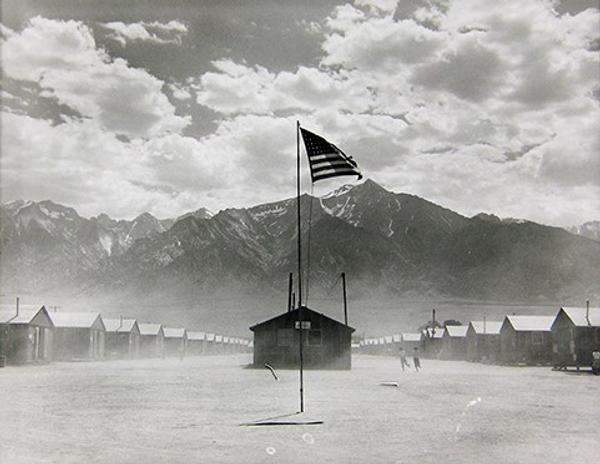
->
xmin=1 ymin=355 xmax=598 ymax=463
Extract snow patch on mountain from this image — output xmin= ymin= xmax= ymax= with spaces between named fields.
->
xmin=99 ymin=233 xmax=113 ymax=256
xmin=321 ymin=183 xmax=355 ymax=199
xmin=250 ymin=204 xmax=288 ymax=220
xmin=4 ymin=200 xmax=33 ymax=214
xmin=16 ymin=208 xmax=56 ymax=234
xmin=321 ymin=197 xmax=360 ymax=226
xmin=39 ymin=205 xmax=66 ymax=220
xmin=383 ymin=219 xmax=394 ymax=237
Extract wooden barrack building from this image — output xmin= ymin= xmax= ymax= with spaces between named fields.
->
xmin=138 ymin=323 xmax=165 ymax=358
xmin=466 ymin=320 xmax=502 ymax=363
xmin=551 ymin=306 xmax=600 ymax=369
xmin=103 ymin=317 xmax=140 ymax=359
xmin=250 ymin=306 xmax=355 ymax=370
xmin=499 ymin=315 xmax=555 ymax=365
xmin=49 ymin=311 xmax=105 ymax=361
xmin=0 ymin=305 xmax=54 ymax=365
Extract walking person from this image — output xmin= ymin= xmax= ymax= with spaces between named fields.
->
xmin=413 ymin=347 xmax=421 ymax=372
xmin=398 ymin=346 xmax=410 ymax=372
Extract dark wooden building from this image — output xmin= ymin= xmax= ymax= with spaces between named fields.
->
xmin=214 ymin=335 xmax=224 ymax=354
xmin=223 ymin=336 xmax=234 ymax=354
xmin=163 ymin=327 xmax=187 ymax=357
xmin=381 ymin=335 xmax=394 ymax=356
xmin=391 ymin=334 xmax=402 ymax=355
xmin=371 ymin=338 xmax=383 ymax=355
xmin=0 ymin=305 xmax=54 ymax=365
xmin=402 ymin=333 xmax=423 ymax=354
xmin=499 ymin=315 xmax=555 ymax=365
xmin=466 ymin=321 xmax=502 ymax=363
xmin=551 ymin=306 xmax=600 ymax=369
xmin=49 ymin=311 xmax=105 ymax=361
xmin=203 ymin=333 xmax=216 ymax=354
xmin=138 ymin=323 xmax=165 ymax=358
xmin=187 ymin=331 xmax=206 ymax=355
xmin=421 ymin=327 xmax=444 ymax=359
xmin=359 ymin=338 xmax=375 ymax=355
xmin=250 ymin=306 xmax=355 ymax=370
xmin=440 ymin=325 xmax=469 ymax=360
xmin=103 ymin=318 xmax=141 ymax=359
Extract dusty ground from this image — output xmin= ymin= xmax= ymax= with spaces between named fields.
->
xmin=0 ymin=355 xmax=598 ymax=463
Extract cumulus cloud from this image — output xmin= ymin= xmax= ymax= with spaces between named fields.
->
xmin=411 ymin=39 xmax=505 ymax=101
xmin=191 ymin=0 xmax=599 ymax=226
xmin=1 ymin=16 xmax=189 ymax=138
xmin=0 ymin=111 xmax=238 ymax=218
xmin=102 ymin=20 xmax=188 ymax=46
xmin=168 ymin=83 xmax=192 ymax=101
xmin=2 ymin=1 xmax=599 ymax=227
xmin=195 ymin=60 xmax=374 ymax=114
xmin=0 ymin=23 xmax=14 ymax=38
xmin=323 ymin=14 xmax=443 ymax=69
xmin=1 ymin=110 xmax=317 ymax=218
xmin=354 ymin=0 xmax=398 ymax=13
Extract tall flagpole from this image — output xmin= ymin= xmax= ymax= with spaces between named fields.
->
xmin=296 ymin=120 xmax=305 ymax=413
xmin=296 ymin=120 xmax=302 ymax=309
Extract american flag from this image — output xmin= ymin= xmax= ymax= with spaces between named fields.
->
xmin=300 ymin=128 xmax=362 ymax=183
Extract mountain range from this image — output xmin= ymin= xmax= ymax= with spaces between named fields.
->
xmin=1 ymin=180 xmax=599 ymax=327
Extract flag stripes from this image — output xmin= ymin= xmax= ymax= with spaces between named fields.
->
xmin=300 ymin=128 xmax=362 ymax=183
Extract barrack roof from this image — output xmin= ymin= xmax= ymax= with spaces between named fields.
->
xmin=163 ymin=327 xmax=186 ymax=338
xmin=0 ymin=305 xmax=48 ymax=325
xmin=402 ymin=333 xmax=422 ymax=342
xmin=560 ymin=307 xmax=600 ymax=327
xmin=48 ymin=311 xmax=104 ymax=330
xmin=187 ymin=331 xmax=206 ymax=341
xmin=444 ymin=325 xmax=469 ymax=337
xmin=424 ymin=327 xmax=444 ymax=338
xmin=138 ymin=323 xmax=163 ymax=336
xmin=469 ymin=321 xmax=502 ymax=335
xmin=505 ymin=315 xmax=555 ymax=332
xmin=103 ymin=318 xmax=137 ymax=333
xmin=249 ymin=306 xmax=355 ymax=332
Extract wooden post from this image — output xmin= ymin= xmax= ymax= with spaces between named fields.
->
xmin=342 ymin=272 xmax=348 ymax=326
xmin=298 ymin=309 xmax=304 ymax=413
xmin=287 ymin=273 xmax=293 ymax=312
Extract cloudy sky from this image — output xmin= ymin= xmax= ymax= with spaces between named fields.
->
xmin=1 ymin=0 xmax=598 ymax=227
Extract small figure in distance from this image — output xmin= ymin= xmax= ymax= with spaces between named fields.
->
xmin=413 ymin=347 xmax=421 ymax=372
xmin=398 ymin=346 xmax=411 ymax=372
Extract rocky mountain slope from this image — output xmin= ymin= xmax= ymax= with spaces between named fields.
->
xmin=2 ymin=181 xmax=600 ymax=304
xmin=0 ymin=200 xmax=174 ymax=290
